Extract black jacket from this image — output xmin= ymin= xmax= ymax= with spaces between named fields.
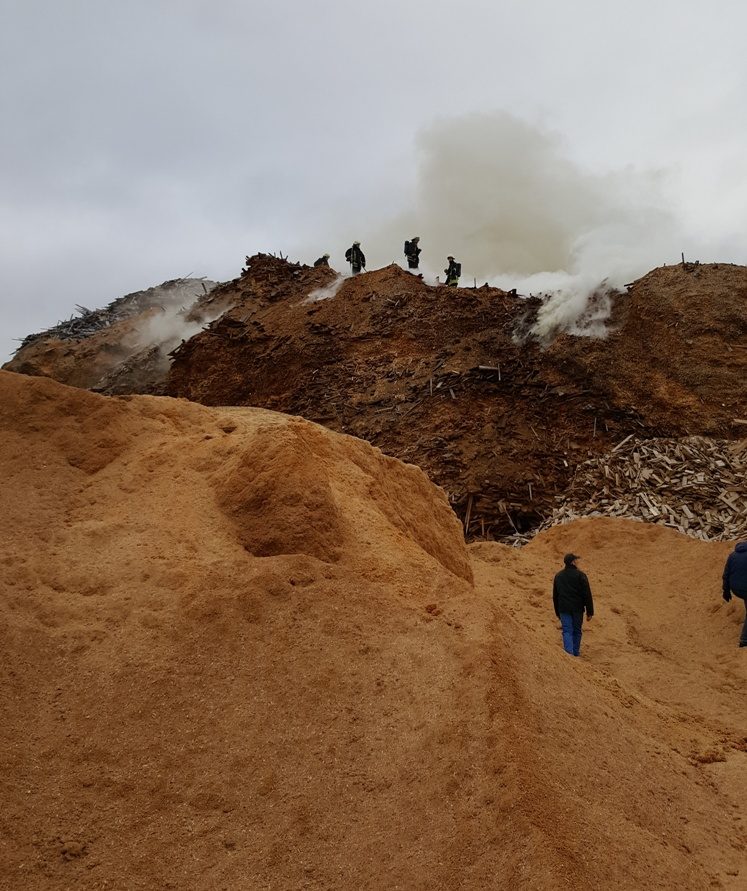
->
xmin=553 ymin=565 xmax=594 ymax=618
xmin=404 ymin=240 xmax=421 ymax=260
xmin=723 ymin=541 xmax=747 ymax=598
xmin=345 ymin=245 xmax=365 ymax=267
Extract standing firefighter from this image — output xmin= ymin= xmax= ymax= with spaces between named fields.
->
xmin=444 ymin=256 xmax=461 ymax=287
xmin=722 ymin=541 xmax=747 ymax=648
xmin=404 ymin=236 xmax=421 ymax=270
xmin=345 ymin=241 xmax=366 ymax=275
xmin=553 ymin=553 xmax=594 ymax=657
xmin=314 ymin=253 xmax=330 ymax=267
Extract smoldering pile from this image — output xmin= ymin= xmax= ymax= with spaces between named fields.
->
xmin=539 ymin=436 xmax=747 ymax=542
xmin=14 ymin=277 xmax=216 ymax=352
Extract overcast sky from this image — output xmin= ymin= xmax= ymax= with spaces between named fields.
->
xmin=2 ymin=0 xmax=746 ymax=362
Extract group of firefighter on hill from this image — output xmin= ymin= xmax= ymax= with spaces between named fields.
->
xmin=313 ymin=239 xmax=461 ymax=286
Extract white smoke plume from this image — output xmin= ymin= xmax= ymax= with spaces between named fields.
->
xmin=304 ymin=273 xmax=347 ymax=304
xmin=129 ymin=279 xmax=221 ymax=353
xmin=352 ymin=112 xmax=685 ymax=339
xmin=83 ymin=278 xmax=224 ymax=392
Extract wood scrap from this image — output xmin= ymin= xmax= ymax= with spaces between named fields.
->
xmin=537 ymin=436 xmax=746 ymax=542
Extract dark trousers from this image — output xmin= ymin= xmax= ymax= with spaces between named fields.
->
xmin=407 ymin=258 xmax=419 ymax=269
xmin=559 ymin=612 xmax=583 ymax=656
xmin=740 ymin=598 xmax=747 ymax=646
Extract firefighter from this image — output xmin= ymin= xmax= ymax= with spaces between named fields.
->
xmin=345 ymin=242 xmax=366 ymax=275
xmin=404 ymin=236 xmax=421 ymax=270
xmin=444 ymin=256 xmax=461 ymax=287
xmin=314 ymin=253 xmax=330 ymax=267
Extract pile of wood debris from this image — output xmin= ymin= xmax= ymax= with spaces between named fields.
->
xmin=537 ymin=436 xmax=747 ymax=542
xmin=13 ymin=278 xmax=215 ymax=352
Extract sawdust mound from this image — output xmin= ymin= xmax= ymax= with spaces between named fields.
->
xmin=212 ymin=414 xmax=471 ymax=579
xmin=214 ymin=425 xmax=348 ymax=562
xmin=471 ymin=519 xmax=746 ymax=889
xmin=1 ymin=371 xmax=744 ymax=890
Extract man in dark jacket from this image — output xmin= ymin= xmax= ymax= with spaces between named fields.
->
xmin=314 ymin=253 xmax=330 ymax=267
xmin=553 ymin=553 xmax=594 ymax=656
xmin=722 ymin=541 xmax=747 ymax=647
xmin=345 ymin=241 xmax=366 ymax=274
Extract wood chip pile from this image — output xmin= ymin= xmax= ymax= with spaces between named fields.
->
xmin=537 ymin=436 xmax=747 ymax=542
xmin=13 ymin=278 xmax=214 ymax=352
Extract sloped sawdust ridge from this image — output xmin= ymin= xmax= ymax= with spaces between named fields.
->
xmin=1 ymin=370 xmax=744 ymax=890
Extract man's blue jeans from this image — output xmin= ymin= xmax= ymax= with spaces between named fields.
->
xmin=559 ymin=612 xmax=583 ymax=656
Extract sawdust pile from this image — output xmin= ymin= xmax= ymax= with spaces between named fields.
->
xmin=1 ymin=371 xmax=744 ymax=890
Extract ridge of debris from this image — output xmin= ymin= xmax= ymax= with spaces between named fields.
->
xmin=13 ymin=277 xmax=216 ymax=351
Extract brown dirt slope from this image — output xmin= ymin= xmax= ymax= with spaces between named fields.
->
xmin=167 ymin=255 xmax=746 ymax=537
xmin=1 ymin=370 xmax=744 ymax=890
xmin=549 ymin=262 xmax=747 ymax=431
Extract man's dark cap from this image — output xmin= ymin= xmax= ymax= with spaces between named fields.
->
xmin=564 ymin=553 xmax=580 ymax=566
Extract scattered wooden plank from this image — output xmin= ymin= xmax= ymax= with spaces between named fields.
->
xmin=536 ymin=435 xmax=746 ymax=542
xmin=464 ymin=494 xmax=474 ymax=533
xmin=611 ymin=433 xmax=634 ymax=452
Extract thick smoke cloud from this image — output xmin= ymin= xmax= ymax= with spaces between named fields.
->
xmin=406 ymin=113 xmax=609 ymax=278
xmin=356 ymin=112 xmax=682 ymax=338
